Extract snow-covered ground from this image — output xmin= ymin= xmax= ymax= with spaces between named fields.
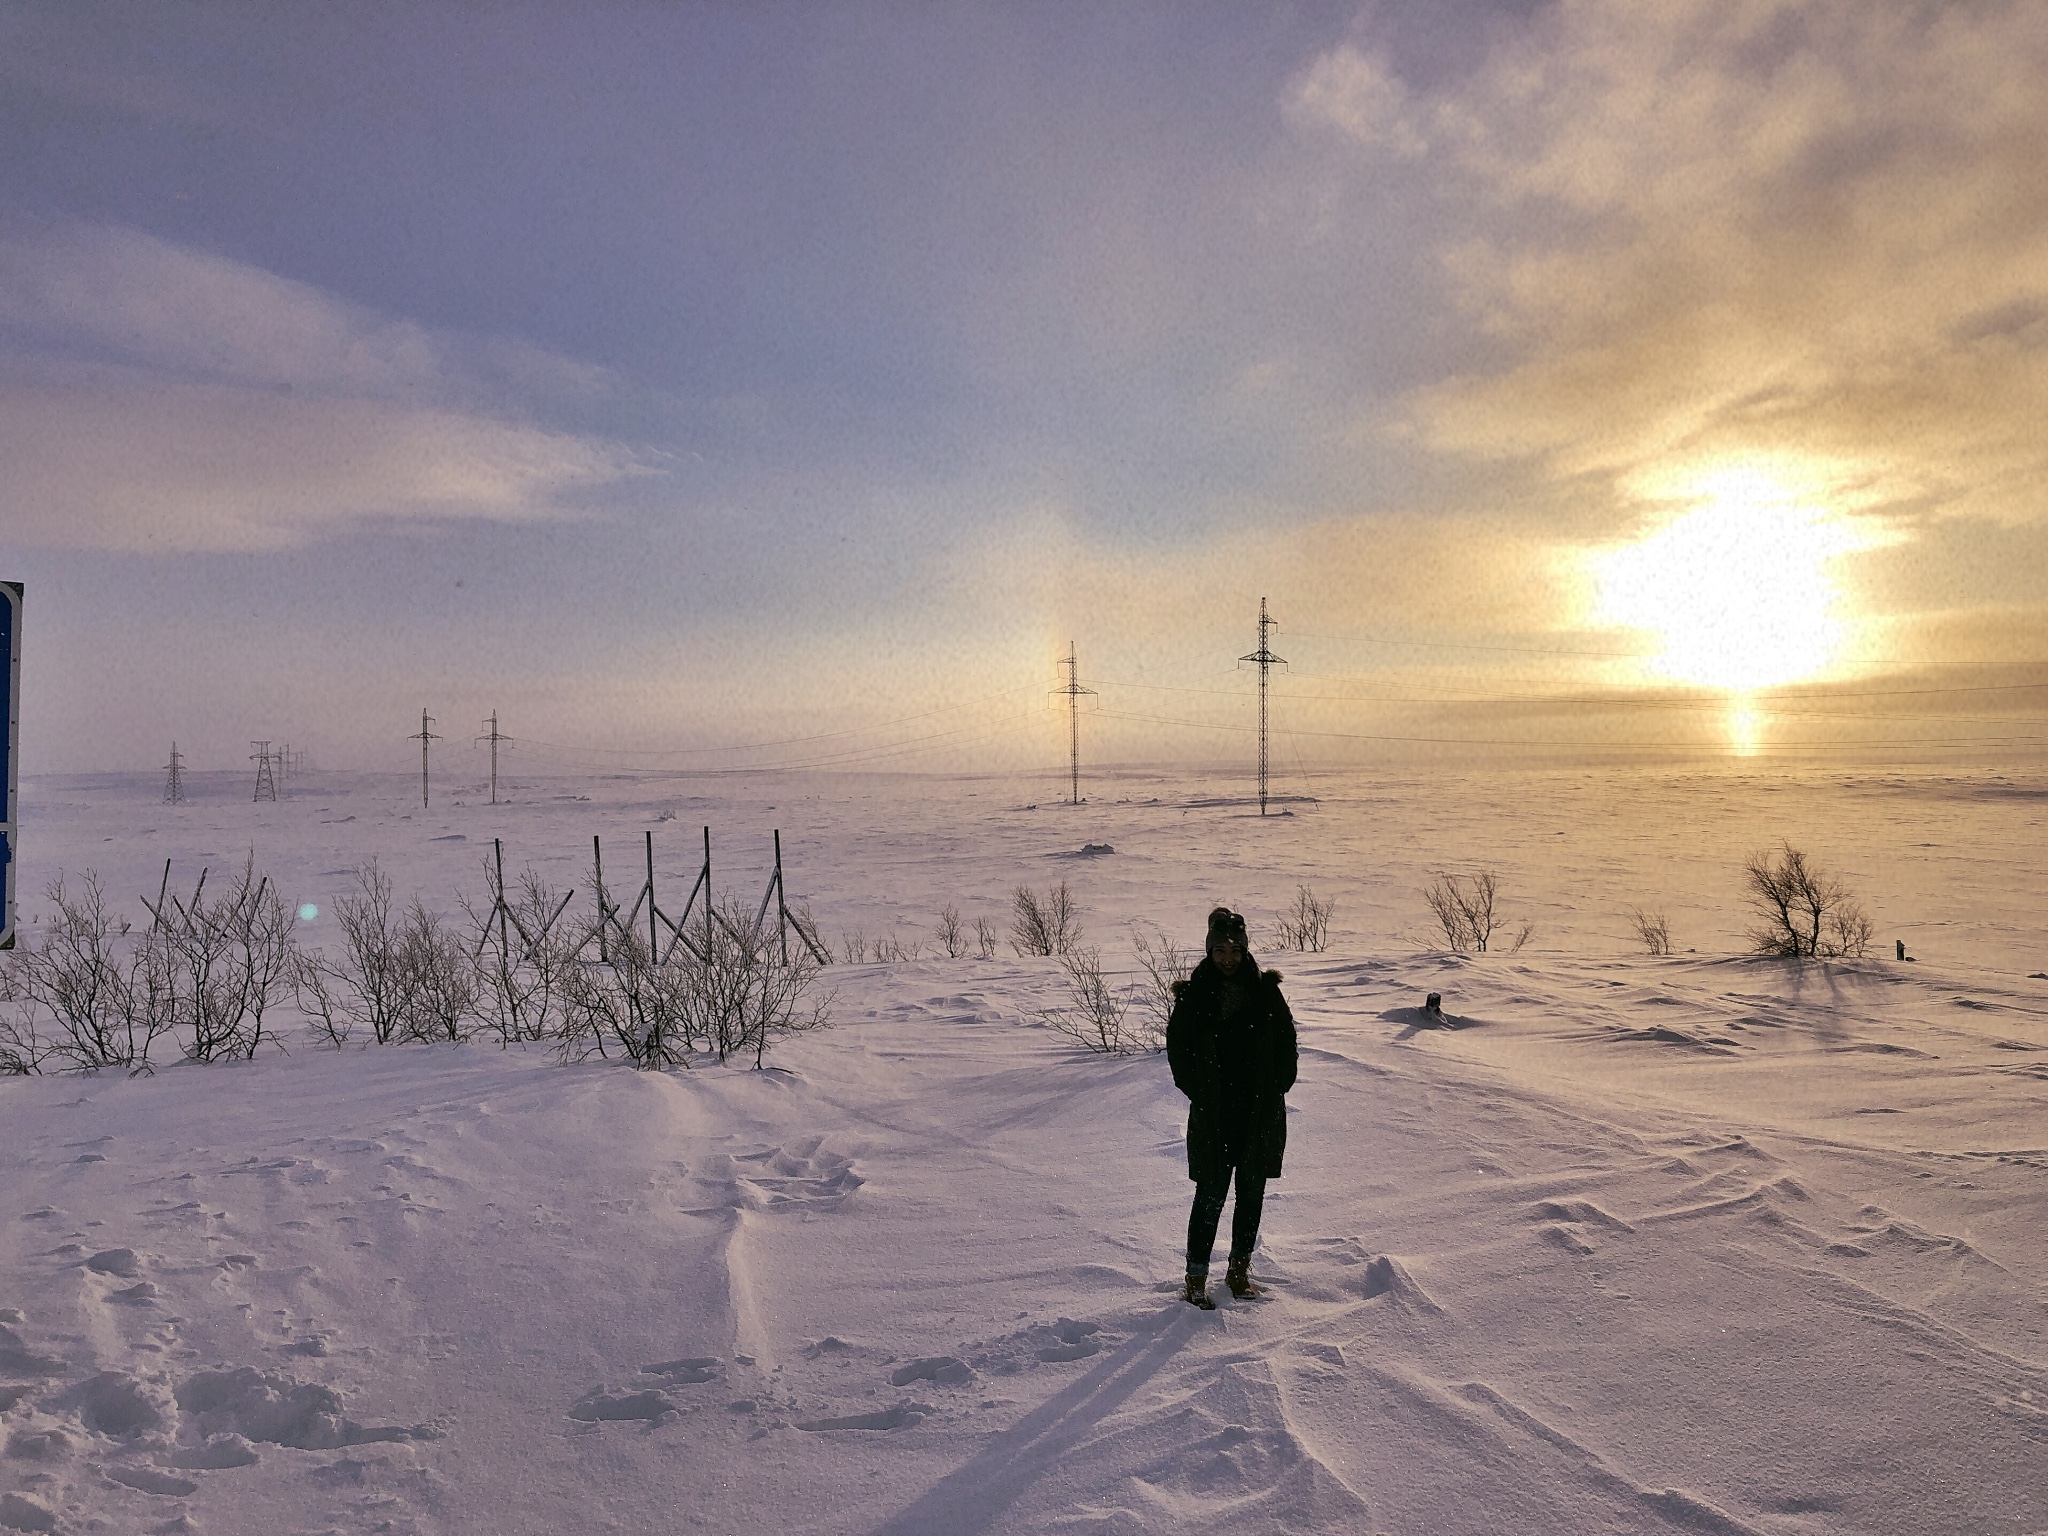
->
xmin=3 ymin=764 xmax=2046 ymax=1535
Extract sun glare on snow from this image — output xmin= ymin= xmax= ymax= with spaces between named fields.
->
xmin=1593 ymin=464 xmax=1883 ymax=752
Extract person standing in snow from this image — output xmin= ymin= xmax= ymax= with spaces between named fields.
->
xmin=1166 ymin=906 xmax=1298 ymax=1308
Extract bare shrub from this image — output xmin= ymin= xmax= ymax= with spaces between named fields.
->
xmin=558 ymin=897 xmax=831 ymax=1071
xmin=1040 ymin=947 xmax=1142 ymax=1054
xmin=871 ymin=933 xmax=925 ymax=963
xmin=1742 ymin=844 xmax=1873 ymax=959
xmin=973 ymin=917 xmax=998 ymax=960
xmin=837 ymin=930 xmax=869 ymax=965
xmin=392 ymin=899 xmax=477 ymax=1043
xmin=5 ymin=874 xmax=166 ymax=1072
xmin=297 ymin=863 xmax=465 ymax=1046
xmin=556 ymin=927 xmax=691 ymax=1068
xmin=1628 ymin=907 xmax=1674 ymax=957
xmin=936 ymin=905 xmax=966 ymax=959
xmin=680 ymin=898 xmax=832 ymax=1069
xmin=1423 ymin=870 xmax=1531 ymax=954
xmin=1128 ymin=923 xmax=1192 ymax=1053
xmin=1011 ymin=882 xmax=1081 ymax=957
xmin=1274 ymin=886 xmax=1333 ymax=952
xmin=297 ymin=864 xmax=398 ymax=1046
xmin=463 ymin=867 xmax=578 ymax=1045
xmin=171 ymin=855 xmax=298 ymax=1062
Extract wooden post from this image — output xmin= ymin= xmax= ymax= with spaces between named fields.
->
xmin=774 ymin=829 xmax=789 ymax=966
xmin=703 ymin=825 xmax=713 ymax=961
xmin=495 ymin=839 xmax=510 ymax=959
xmin=646 ymin=830 xmax=658 ymax=961
xmin=593 ymin=834 xmax=608 ymax=964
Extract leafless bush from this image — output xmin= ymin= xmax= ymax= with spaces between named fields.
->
xmin=2 ymin=874 xmax=165 ymax=1072
xmin=1742 ymin=844 xmax=1873 ymax=959
xmin=1273 ymin=886 xmax=1333 ymax=952
xmin=170 ymin=855 xmax=298 ymax=1062
xmin=871 ymin=933 xmax=925 ymax=963
xmin=1011 ymin=881 xmax=1081 ymax=957
xmin=462 ymin=866 xmax=578 ymax=1045
xmin=1628 ymin=907 xmax=1674 ymax=957
xmin=392 ymin=899 xmax=477 ymax=1042
xmin=1040 ymin=946 xmax=1144 ymax=1054
xmin=296 ymin=863 xmax=402 ymax=1046
xmin=1128 ymin=923 xmax=1193 ymax=1053
xmin=679 ymin=898 xmax=832 ymax=1068
xmin=837 ymin=930 xmax=869 ymax=965
xmin=1423 ymin=870 xmax=1531 ymax=954
xmin=297 ymin=864 xmax=470 ymax=1045
xmin=557 ymin=897 xmax=832 ymax=1071
xmin=555 ymin=927 xmax=692 ymax=1068
xmin=974 ymin=917 xmax=998 ymax=960
xmin=936 ymin=905 xmax=966 ymax=959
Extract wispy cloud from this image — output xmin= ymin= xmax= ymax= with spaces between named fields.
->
xmin=1295 ymin=0 xmax=2048 ymax=530
xmin=0 ymin=221 xmax=640 ymax=551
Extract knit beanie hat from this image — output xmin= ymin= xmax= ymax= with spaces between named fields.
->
xmin=1205 ymin=907 xmax=1248 ymax=957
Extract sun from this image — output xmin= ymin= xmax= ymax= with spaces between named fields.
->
xmin=1593 ymin=463 xmax=1875 ymax=694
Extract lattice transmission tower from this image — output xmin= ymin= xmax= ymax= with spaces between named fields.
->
xmin=1053 ymin=642 xmax=1096 ymax=806
xmin=1238 ymin=598 xmax=1286 ymax=817
xmin=250 ymin=740 xmax=279 ymax=802
xmin=163 ymin=742 xmax=185 ymax=804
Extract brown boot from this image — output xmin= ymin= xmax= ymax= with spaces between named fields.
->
xmin=1181 ymin=1272 xmax=1216 ymax=1310
xmin=1224 ymin=1256 xmax=1260 ymax=1300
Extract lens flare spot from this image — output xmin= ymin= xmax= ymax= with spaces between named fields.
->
xmin=298 ymin=903 xmax=319 ymax=922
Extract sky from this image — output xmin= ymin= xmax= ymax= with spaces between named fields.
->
xmin=1 ymin=0 xmax=2044 ymax=777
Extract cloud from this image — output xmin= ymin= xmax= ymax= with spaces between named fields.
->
xmin=1298 ymin=1 xmax=2048 ymax=530
xmin=0 ymin=221 xmax=640 ymax=551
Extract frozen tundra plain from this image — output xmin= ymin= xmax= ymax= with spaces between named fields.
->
xmin=2 ymin=763 xmax=2046 ymax=1536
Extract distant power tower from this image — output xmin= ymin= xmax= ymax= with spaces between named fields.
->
xmin=163 ymin=742 xmax=185 ymax=804
xmin=1053 ymin=642 xmax=1096 ymax=806
xmin=476 ymin=710 xmax=510 ymax=805
xmin=410 ymin=709 xmax=440 ymax=808
xmin=1239 ymin=597 xmax=1286 ymax=817
xmin=250 ymin=740 xmax=279 ymax=802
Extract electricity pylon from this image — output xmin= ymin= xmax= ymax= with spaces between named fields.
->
xmin=410 ymin=709 xmax=440 ymax=808
xmin=1238 ymin=598 xmax=1285 ymax=817
xmin=163 ymin=742 xmax=185 ymax=804
xmin=1053 ymin=642 xmax=1096 ymax=806
xmin=250 ymin=741 xmax=279 ymax=802
xmin=476 ymin=711 xmax=510 ymax=805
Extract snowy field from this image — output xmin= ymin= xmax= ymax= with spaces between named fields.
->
xmin=3 ymin=763 xmax=2047 ymax=1535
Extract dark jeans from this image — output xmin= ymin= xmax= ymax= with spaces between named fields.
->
xmin=1185 ymin=1167 xmax=1267 ymax=1278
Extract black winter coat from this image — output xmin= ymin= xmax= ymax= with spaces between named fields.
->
xmin=1166 ymin=958 xmax=1298 ymax=1182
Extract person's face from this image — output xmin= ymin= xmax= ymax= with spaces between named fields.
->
xmin=1212 ymin=934 xmax=1244 ymax=973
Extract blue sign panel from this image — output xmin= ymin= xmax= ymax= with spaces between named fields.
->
xmin=1 ymin=582 xmax=16 ymax=949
